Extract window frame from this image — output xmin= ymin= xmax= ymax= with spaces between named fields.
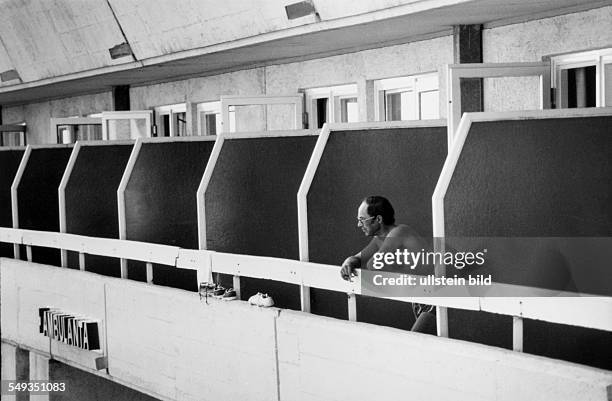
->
xmin=101 ymin=111 xmax=153 ymax=140
xmin=196 ymin=101 xmax=235 ymax=136
xmin=50 ymin=117 xmax=102 ymax=144
xmin=0 ymin=123 xmax=27 ymax=147
xmin=220 ymin=95 xmax=303 ymax=133
xmin=551 ymin=48 xmax=612 ymax=108
xmin=304 ymin=84 xmax=358 ymax=128
xmin=154 ymin=103 xmax=187 ymax=137
xmin=373 ymin=73 xmax=440 ymax=122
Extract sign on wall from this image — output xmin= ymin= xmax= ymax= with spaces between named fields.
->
xmin=38 ymin=308 xmax=100 ymax=351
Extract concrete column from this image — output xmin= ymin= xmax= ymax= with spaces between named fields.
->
xmin=29 ymin=353 xmax=50 ymax=401
xmin=112 ymin=86 xmax=131 ymax=111
xmin=186 ymin=102 xmax=198 ymax=136
xmin=357 ymin=78 xmax=375 ymax=122
xmin=453 ymin=25 xmax=483 ymax=114
xmin=1 ymin=343 xmax=29 ymax=401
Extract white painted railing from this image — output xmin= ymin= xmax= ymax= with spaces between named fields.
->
xmin=1 ymin=227 xmax=611 ymax=354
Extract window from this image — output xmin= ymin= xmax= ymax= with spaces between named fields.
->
xmin=374 ymin=73 xmax=439 ymax=121
xmin=196 ymin=101 xmax=235 ymax=135
xmin=50 ymin=118 xmax=102 ymax=144
xmin=0 ymin=123 xmax=26 ymax=146
xmin=101 ymin=111 xmax=152 ymax=140
xmin=304 ymin=84 xmax=359 ymax=128
xmin=552 ymin=48 xmax=612 ymax=108
xmin=154 ymin=103 xmax=187 ymax=137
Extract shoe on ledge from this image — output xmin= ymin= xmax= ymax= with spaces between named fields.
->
xmin=222 ymin=288 xmax=237 ymax=301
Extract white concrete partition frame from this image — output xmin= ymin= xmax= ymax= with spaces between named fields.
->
xmin=446 ymin=62 xmax=551 ymax=147
xmin=59 ymin=140 xmax=135 ymax=269
xmin=298 ymin=119 xmax=447 ymax=262
xmin=9 ymin=145 xmax=32 ymax=259
xmin=10 ymin=144 xmax=72 ymax=258
xmin=431 ymin=106 xmax=612 ymax=342
xmin=117 ymin=138 xmax=143 ymax=278
xmin=298 ymin=120 xmax=449 ymax=315
xmin=196 ymin=134 xmax=226 ymax=251
xmin=296 ymin=124 xmax=331 ymax=313
xmin=297 ymin=124 xmax=331 ymax=263
xmin=197 ymin=130 xmax=316 ymax=251
xmin=58 ymin=142 xmax=82 ymax=267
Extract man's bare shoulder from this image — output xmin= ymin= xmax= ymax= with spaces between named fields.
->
xmin=387 ymin=224 xmax=427 ymax=249
xmin=387 ymin=224 xmax=419 ymax=237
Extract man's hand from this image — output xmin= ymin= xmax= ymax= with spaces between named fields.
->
xmin=340 ymin=256 xmax=361 ymax=281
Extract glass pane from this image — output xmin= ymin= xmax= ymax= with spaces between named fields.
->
xmin=266 ymin=104 xmax=297 ymax=130
xmin=316 ymin=98 xmax=328 ymax=128
xmin=57 ymin=124 xmax=102 ymax=143
xmin=106 ymin=118 xmax=148 ymax=140
xmin=385 ymin=92 xmax=401 ymax=121
xmin=566 ymin=66 xmax=596 ymax=108
xmin=160 ymin=114 xmax=170 ymax=137
xmin=605 ymin=63 xmax=612 ymax=107
xmin=400 ymin=91 xmax=417 ymax=120
xmin=340 ymin=98 xmax=358 ymax=123
xmin=174 ymin=112 xmax=186 ymax=136
xmin=205 ymin=113 xmax=217 ymax=136
xmin=59 ymin=126 xmax=73 ymax=144
xmin=386 ymin=91 xmax=416 ymax=121
xmin=78 ymin=124 xmax=102 ymax=141
xmin=233 ymin=105 xmax=265 ymax=133
xmin=419 ymin=90 xmax=439 ymax=119
xmin=2 ymin=131 xmax=23 ymax=146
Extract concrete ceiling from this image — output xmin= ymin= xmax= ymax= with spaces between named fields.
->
xmin=0 ymin=0 xmax=610 ymax=105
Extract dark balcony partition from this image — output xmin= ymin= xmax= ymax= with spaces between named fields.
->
xmin=16 ymin=146 xmax=73 ymax=265
xmin=124 ymin=139 xmax=214 ymax=291
xmin=205 ymin=134 xmax=317 ymax=309
xmin=0 ymin=148 xmax=25 ymax=257
xmin=307 ymin=126 xmax=447 ymax=328
xmin=443 ymin=116 xmax=612 ymax=369
xmin=64 ymin=143 xmax=133 ymax=276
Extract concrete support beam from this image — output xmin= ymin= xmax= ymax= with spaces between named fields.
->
xmin=112 ymin=86 xmax=130 ymax=111
xmin=358 ymin=79 xmax=375 ymax=122
xmin=29 ymin=352 xmax=50 ymax=401
xmin=453 ymin=25 xmax=483 ymax=114
xmin=186 ymin=102 xmax=198 ymax=136
xmin=1 ymin=343 xmax=29 ymax=401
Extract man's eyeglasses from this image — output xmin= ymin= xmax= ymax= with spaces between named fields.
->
xmin=357 ymin=216 xmax=376 ymax=225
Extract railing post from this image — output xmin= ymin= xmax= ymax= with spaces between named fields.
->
xmin=300 ymin=286 xmax=311 ymax=313
xmin=347 ymin=293 xmax=357 ymax=321
xmin=146 ymin=262 xmax=153 ymax=284
xmin=120 ymin=259 xmax=128 ymax=278
xmin=233 ymin=275 xmax=241 ymax=299
xmin=26 ymin=245 xmax=32 ymax=262
xmin=61 ymin=249 xmax=68 ymax=267
xmin=436 ymin=306 xmax=449 ymax=337
xmin=78 ymin=252 xmax=86 ymax=271
xmin=513 ymin=316 xmax=524 ymax=352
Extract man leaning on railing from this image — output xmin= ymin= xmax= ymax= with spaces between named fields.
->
xmin=340 ymin=195 xmax=436 ymax=334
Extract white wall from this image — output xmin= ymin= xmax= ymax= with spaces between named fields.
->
xmin=1 ymin=92 xmax=112 ymax=144
xmin=265 ymin=35 xmax=453 ymax=125
xmin=2 ymin=258 xmax=611 ymax=401
xmin=483 ymin=6 xmax=612 ymax=112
